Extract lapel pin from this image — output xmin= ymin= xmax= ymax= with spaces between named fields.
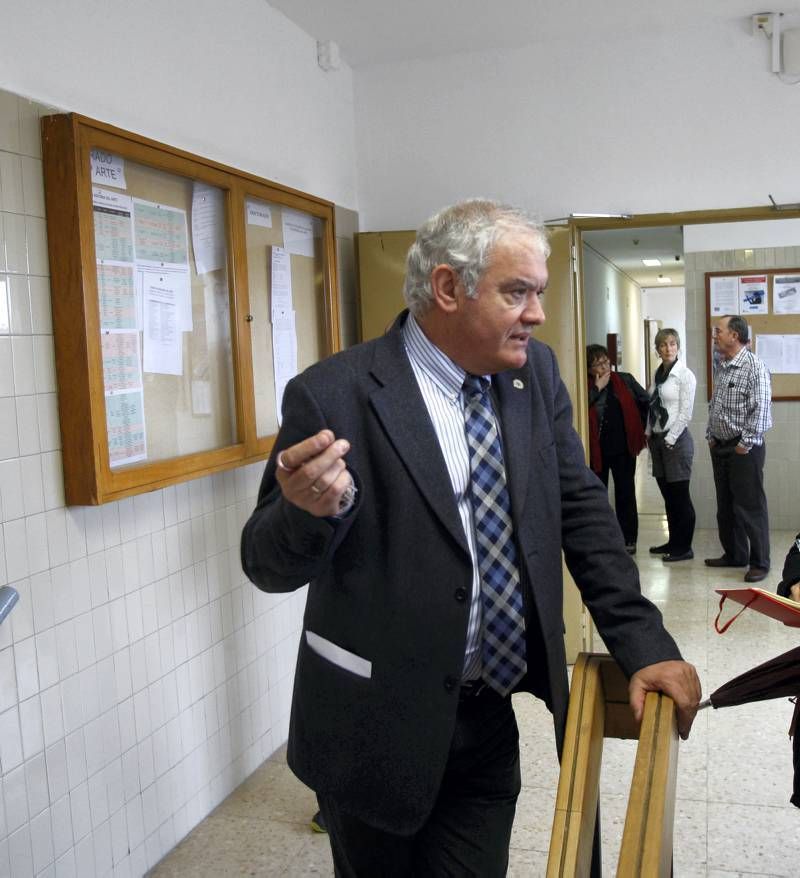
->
xmin=513 ymin=379 xmax=524 ymax=389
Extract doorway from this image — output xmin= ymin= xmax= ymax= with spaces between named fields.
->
xmin=570 ymin=207 xmax=800 ymax=535
xmin=581 ymin=224 xmax=687 ymax=521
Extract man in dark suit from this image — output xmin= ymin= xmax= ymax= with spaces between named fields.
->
xmin=241 ymin=200 xmax=700 ymax=876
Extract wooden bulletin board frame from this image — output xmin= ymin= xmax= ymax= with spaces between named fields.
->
xmin=706 ymin=268 xmax=800 ymax=401
xmin=42 ymin=113 xmax=340 ymax=504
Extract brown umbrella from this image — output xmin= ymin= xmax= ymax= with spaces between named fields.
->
xmin=700 ymin=644 xmax=800 ymax=808
xmin=700 ymin=644 xmax=800 ymax=709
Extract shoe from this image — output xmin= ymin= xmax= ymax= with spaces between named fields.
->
xmin=704 ymin=556 xmax=747 ymax=568
xmin=310 ymin=810 xmax=327 ymax=833
xmin=744 ymin=567 xmax=769 ymax=583
xmin=625 ymin=544 xmax=637 ymax=555
xmin=649 ymin=543 xmax=671 ymax=554
xmin=663 ymin=550 xmax=694 ymax=562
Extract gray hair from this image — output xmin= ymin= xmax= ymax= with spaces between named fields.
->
xmin=402 ymin=199 xmax=550 ymax=317
xmin=726 ymin=315 xmax=750 ymax=344
xmin=654 ymin=328 xmax=681 ymax=349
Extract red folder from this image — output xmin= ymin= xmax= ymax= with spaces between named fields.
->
xmin=715 ymin=587 xmax=800 ymax=632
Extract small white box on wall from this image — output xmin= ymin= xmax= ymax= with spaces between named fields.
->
xmin=782 ymin=27 xmax=800 ymax=76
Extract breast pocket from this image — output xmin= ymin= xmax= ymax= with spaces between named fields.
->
xmin=723 ymin=377 xmax=748 ymax=404
xmin=305 ymin=630 xmax=372 ymax=679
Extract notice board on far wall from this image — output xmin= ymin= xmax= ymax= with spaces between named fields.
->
xmin=706 ymin=268 xmax=800 ymax=401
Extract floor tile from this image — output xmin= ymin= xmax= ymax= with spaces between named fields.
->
xmin=147 ymin=811 xmax=308 ymax=876
xmin=707 ymin=801 xmax=800 ymax=876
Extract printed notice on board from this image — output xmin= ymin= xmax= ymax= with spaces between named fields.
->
xmin=739 ymin=275 xmax=768 ymax=315
xmin=133 ymin=198 xmax=189 ymax=266
xmin=106 ymin=390 xmax=147 ymax=467
xmin=93 ymin=188 xmax=134 ymax=263
xmin=246 ymin=199 xmax=272 ymax=228
xmin=282 ymin=208 xmax=315 ymax=257
xmin=773 ymin=275 xmax=800 ymax=314
xmin=97 ymin=263 xmax=137 ymax=330
xmin=101 ymin=331 xmax=143 ymax=393
xmin=272 ymin=309 xmax=298 ymax=424
xmin=756 ymin=334 xmax=800 ymax=373
xmin=709 ymin=275 xmax=739 ymax=316
xmin=191 ymin=182 xmax=225 ymax=275
xmin=136 ymin=266 xmax=192 ymax=332
xmin=142 ymin=274 xmax=183 ymax=375
xmin=270 ymin=246 xmax=293 ymax=316
xmin=90 ymin=150 xmax=127 ymax=189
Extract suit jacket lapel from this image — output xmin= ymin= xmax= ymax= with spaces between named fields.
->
xmin=368 ymin=318 xmax=469 ymax=556
xmin=493 ymin=368 xmax=533 ymax=520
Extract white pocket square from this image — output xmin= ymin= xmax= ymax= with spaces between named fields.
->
xmin=305 ymin=631 xmax=372 ymax=679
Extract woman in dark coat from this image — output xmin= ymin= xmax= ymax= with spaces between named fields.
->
xmin=587 ymin=344 xmax=649 ymax=554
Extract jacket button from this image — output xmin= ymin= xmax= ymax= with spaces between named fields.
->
xmin=454 ymin=587 xmax=467 ymax=602
xmin=444 ymin=676 xmax=457 ymax=692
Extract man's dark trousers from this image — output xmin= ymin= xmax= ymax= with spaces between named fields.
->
xmin=318 ymin=689 xmax=520 ymax=877
xmin=710 ymin=442 xmax=770 ymax=570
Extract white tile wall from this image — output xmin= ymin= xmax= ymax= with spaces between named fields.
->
xmin=685 ymin=248 xmax=800 ymax=531
xmin=0 ymin=89 xmax=305 ymax=877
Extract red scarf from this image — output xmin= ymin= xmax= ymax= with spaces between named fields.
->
xmin=588 ymin=372 xmax=646 ymax=474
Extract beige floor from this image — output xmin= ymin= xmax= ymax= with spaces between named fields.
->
xmin=149 ymin=519 xmax=800 ymax=877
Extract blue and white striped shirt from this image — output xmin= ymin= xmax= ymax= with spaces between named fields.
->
xmin=402 ymin=314 xmax=493 ymax=680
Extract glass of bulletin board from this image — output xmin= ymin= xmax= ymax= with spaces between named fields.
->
xmin=706 ymin=268 xmax=800 ymax=400
xmin=95 ymin=158 xmax=237 ymax=466
xmin=242 ymin=194 xmax=328 ymax=439
xmin=42 ymin=113 xmax=340 ymax=504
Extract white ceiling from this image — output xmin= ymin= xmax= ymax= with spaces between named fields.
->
xmin=267 ymin=0 xmax=762 ymax=69
xmin=583 ymin=226 xmax=685 ymax=288
xmin=265 ymin=0 xmax=761 ymax=285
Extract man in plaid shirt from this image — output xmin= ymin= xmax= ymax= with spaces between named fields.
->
xmin=705 ymin=315 xmax=773 ymax=582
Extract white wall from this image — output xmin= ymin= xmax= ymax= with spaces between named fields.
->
xmin=685 ymin=219 xmax=800 ymax=253
xmin=352 ymin=13 xmax=800 ymax=540
xmin=583 ymin=246 xmax=644 ymax=383
xmin=641 ymin=287 xmax=687 ymax=368
xmin=0 ymin=0 xmax=357 ymax=210
xmin=354 ymin=18 xmax=795 ymax=229
xmin=0 ymin=2 xmax=360 ymax=871
xmin=684 ymin=245 xmax=800 ymax=532
xmin=0 ymin=84 xmax=314 ymax=877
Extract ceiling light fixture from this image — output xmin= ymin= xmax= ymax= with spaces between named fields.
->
xmin=642 ymin=258 xmax=661 ymax=267
xmin=656 ymin=275 xmax=672 ymax=284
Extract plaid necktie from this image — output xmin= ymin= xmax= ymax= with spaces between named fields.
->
xmin=462 ymin=374 xmax=527 ymax=696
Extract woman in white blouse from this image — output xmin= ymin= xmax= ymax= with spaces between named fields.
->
xmin=646 ymin=328 xmax=697 ymax=562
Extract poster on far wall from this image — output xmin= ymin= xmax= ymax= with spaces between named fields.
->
xmin=773 ymin=275 xmax=800 ymax=314
xmin=709 ymin=275 xmax=739 ymax=316
xmin=739 ymin=275 xmax=769 ymax=315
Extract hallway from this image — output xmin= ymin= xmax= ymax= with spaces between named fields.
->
xmin=151 ymin=522 xmax=800 ymax=876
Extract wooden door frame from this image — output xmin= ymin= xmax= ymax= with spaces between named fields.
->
xmin=565 ymin=203 xmax=800 ymax=454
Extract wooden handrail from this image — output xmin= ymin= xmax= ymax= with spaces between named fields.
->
xmin=617 ymin=690 xmax=678 ymax=877
xmin=547 ymin=653 xmax=679 ymax=877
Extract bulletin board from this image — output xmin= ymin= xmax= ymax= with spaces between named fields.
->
xmin=42 ymin=112 xmax=339 ymax=504
xmin=706 ymin=268 xmax=800 ymax=401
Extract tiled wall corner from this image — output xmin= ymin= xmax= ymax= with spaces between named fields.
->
xmin=0 ymin=89 xmax=304 ymax=877
xmin=685 ymin=250 xmax=799 ymax=531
